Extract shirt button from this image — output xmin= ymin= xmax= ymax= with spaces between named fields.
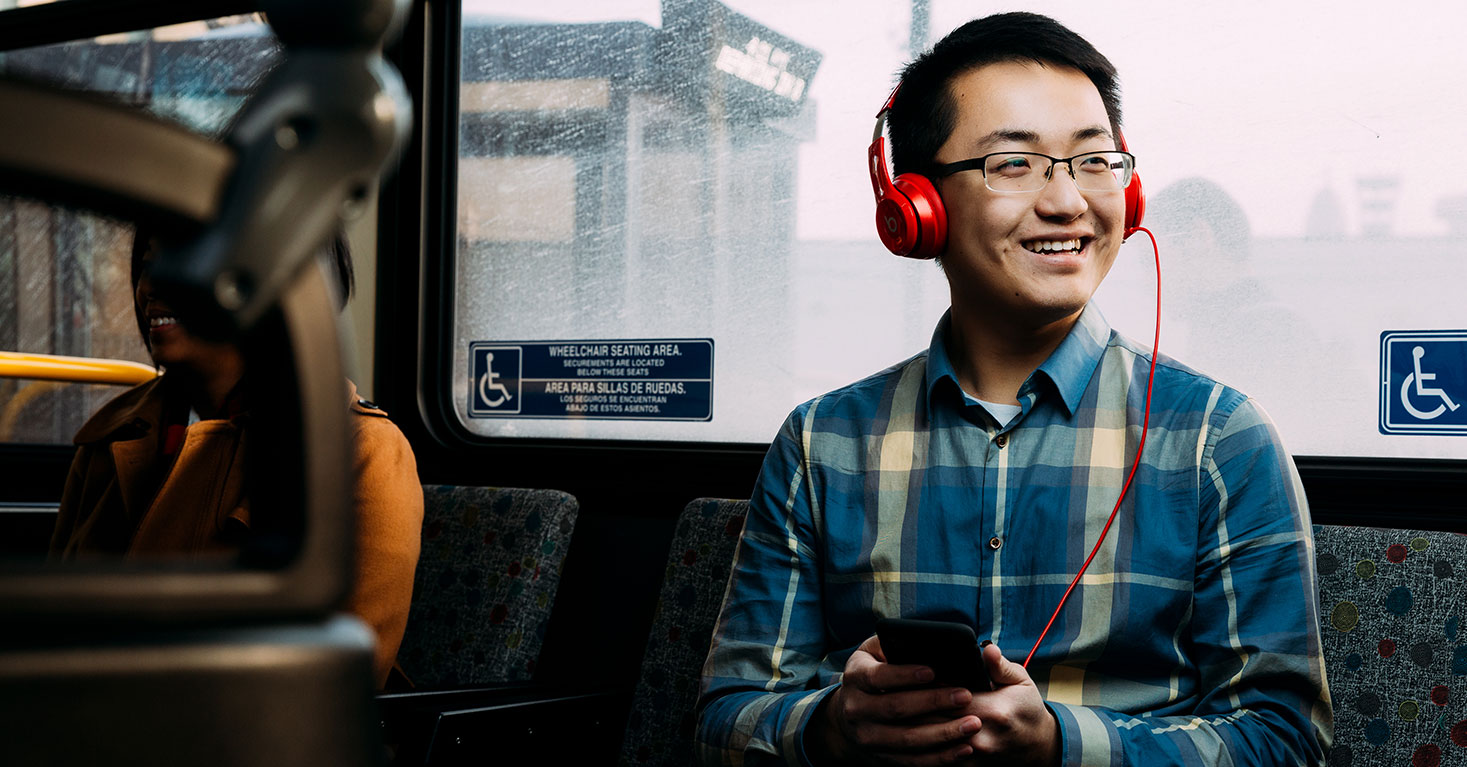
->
xmin=988 ymin=536 xmax=1002 ymax=550
xmin=995 ymin=434 xmax=1008 ymax=448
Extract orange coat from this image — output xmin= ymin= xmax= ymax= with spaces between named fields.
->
xmin=50 ymin=375 xmax=423 ymax=686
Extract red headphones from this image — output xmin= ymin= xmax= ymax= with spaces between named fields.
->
xmin=869 ymin=86 xmax=1145 ymax=259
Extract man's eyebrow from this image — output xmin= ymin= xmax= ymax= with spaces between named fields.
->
xmin=973 ymin=129 xmax=1040 ymax=152
xmin=1073 ymin=125 xmax=1114 ymax=143
xmin=971 ymin=126 xmax=1115 ymax=153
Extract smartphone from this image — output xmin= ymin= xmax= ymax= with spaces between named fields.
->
xmin=875 ymin=617 xmax=992 ymax=691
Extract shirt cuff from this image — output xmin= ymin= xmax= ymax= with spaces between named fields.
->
xmin=1047 ymin=700 xmax=1118 ymax=767
xmin=791 ymin=683 xmax=841 ymax=767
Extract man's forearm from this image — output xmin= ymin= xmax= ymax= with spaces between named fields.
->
xmin=1047 ymin=700 xmax=1325 ymax=766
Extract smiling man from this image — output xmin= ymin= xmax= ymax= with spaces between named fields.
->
xmin=697 ymin=12 xmax=1331 ymax=767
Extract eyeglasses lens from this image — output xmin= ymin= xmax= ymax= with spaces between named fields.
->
xmin=983 ymin=152 xmax=1131 ymax=192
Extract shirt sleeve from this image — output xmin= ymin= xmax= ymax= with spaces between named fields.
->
xmin=696 ymin=405 xmax=839 ymax=766
xmin=1048 ymin=398 xmax=1333 ymax=766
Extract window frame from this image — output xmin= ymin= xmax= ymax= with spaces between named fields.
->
xmin=0 ymin=0 xmax=254 ymax=51
xmin=369 ymin=0 xmax=1467 ymax=531
xmin=0 ymin=0 xmax=270 ymax=505
xmin=372 ymin=0 xmax=771 ymax=505
xmin=0 ymin=0 xmax=1459 ymax=525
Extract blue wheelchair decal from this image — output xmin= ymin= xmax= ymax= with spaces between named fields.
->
xmin=470 ymin=344 xmax=522 ymax=416
xmin=1380 ymin=331 xmax=1467 ymax=436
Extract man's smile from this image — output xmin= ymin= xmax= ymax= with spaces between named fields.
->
xmin=1021 ymin=237 xmax=1087 ymax=255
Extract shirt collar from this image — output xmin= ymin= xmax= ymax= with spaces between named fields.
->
xmin=926 ymin=303 xmax=1112 ymax=418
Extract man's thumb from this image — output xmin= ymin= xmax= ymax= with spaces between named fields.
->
xmin=982 ymin=642 xmax=1028 ymax=686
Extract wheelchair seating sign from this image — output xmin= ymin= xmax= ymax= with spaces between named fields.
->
xmin=469 ymin=339 xmax=713 ymax=421
xmin=1380 ymin=330 xmax=1467 ymax=435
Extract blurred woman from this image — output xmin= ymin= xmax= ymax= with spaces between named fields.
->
xmin=50 ymin=228 xmax=423 ymax=688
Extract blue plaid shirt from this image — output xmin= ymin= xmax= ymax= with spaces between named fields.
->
xmin=697 ymin=305 xmax=1331 ymax=766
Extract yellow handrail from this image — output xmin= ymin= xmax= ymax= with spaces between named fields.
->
xmin=0 ymin=351 xmax=158 ymax=385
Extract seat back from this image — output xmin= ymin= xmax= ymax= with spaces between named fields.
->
xmin=1314 ymin=523 xmax=1467 ymax=766
xmin=397 ymin=485 xmax=578 ymax=687
xmin=619 ymin=498 xmax=749 ymax=767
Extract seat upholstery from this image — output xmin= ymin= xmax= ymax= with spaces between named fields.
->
xmin=619 ymin=498 xmax=749 ymax=767
xmin=396 ymin=485 xmax=578 ymax=687
xmin=1314 ymin=524 xmax=1467 ymax=767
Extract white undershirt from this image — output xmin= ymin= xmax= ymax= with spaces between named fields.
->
xmin=977 ymin=399 xmax=1022 ymax=426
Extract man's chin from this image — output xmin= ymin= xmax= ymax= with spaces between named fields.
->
xmin=1032 ymin=304 xmax=1088 ymax=328
xmin=1005 ymin=291 xmax=1094 ymax=330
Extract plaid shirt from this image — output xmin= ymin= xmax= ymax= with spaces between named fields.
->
xmin=697 ymin=305 xmax=1331 ymax=766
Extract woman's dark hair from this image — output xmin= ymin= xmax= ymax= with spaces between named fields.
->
xmin=888 ymin=12 xmax=1123 ymax=178
xmin=130 ymin=225 xmax=354 ymax=349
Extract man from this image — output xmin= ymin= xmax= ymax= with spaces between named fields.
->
xmin=696 ymin=12 xmax=1331 ymax=766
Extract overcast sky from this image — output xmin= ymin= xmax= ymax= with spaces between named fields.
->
xmin=463 ymin=1 xmax=1467 ymax=240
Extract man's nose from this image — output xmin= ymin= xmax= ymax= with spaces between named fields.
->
xmin=1034 ymin=161 xmax=1088 ymax=220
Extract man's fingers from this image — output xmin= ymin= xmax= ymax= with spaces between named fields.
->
xmin=846 ymin=639 xmax=936 ymax=693
xmin=848 ymin=714 xmax=983 ymax=755
xmin=844 ymin=685 xmax=973 ymax=721
xmin=860 ymin=661 xmax=935 ymax=691
xmin=859 ymin=633 xmax=887 ymax=663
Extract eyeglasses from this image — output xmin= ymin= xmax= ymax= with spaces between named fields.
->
xmin=929 ymin=150 xmax=1135 ymax=193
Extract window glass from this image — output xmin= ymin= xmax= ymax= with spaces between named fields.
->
xmin=452 ymin=1 xmax=1465 ymax=459
xmin=0 ymin=196 xmax=142 ymax=445
xmin=0 ymin=16 xmax=279 ymax=446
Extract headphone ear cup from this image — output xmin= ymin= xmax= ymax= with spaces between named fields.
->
xmin=877 ymin=173 xmax=947 ymax=259
xmin=875 ymin=186 xmax=919 ymax=257
xmin=1123 ymin=169 xmax=1145 ymax=240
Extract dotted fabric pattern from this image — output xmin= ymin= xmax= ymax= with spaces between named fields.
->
xmin=397 ymin=485 xmax=578 ymax=687
xmin=619 ymin=498 xmax=749 ymax=767
xmin=1316 ymin=524 xmax=1467 ymax=767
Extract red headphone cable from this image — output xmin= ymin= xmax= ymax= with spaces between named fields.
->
xmin=1023 ymin=225 xmax=1160 ymax=669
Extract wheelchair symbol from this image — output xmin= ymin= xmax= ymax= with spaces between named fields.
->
xmin=477 ymin=352 xmax=514 ymax=408
xmin=1400 ymin=345 xmax=1460 ymax=420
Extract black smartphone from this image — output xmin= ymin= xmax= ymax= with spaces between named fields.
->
xmin=875 ymin=618 xmax=992 ymax=691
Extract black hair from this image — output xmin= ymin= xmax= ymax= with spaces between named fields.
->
xmin=888 ymin=12 xmax=1123 ymax=178
xmin=130 ymin=225 xmax=354 ymax=349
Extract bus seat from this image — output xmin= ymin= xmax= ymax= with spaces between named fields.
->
xmin=1314 ymin=523 xmax=1467 ymax=765
xmin=619 ymin=497 xmax=748 ymax=767
xmin=396 ymin=485 xmax=578 ymax=687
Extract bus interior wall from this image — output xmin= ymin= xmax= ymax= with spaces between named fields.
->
xmin=2 ymin=2 xmax=1466 ymax=761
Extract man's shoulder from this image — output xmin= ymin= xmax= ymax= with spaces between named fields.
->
xmin=1104 ymin=329 xmax=1253 ymax=418
xmin=762 ymin=351 xmax=928 ymax=468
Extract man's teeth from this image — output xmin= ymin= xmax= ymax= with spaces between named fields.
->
xmin=149 ymin=316 xmax=178 ymax=328
xmin=1024 ymin=239 xmax=1082 ymax=253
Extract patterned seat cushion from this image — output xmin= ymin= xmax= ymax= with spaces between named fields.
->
xmin=619 ymin=498 xmax=749 ymax=767
xmin=397 ymin=485 xmax=578 ymax=687
xmin=1315 ymin=524 xmax=1467 ymax=766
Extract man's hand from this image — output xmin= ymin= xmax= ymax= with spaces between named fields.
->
xmin=807 ymin=634 xmax=981 ymax=766
xmin=962 ymin=643 xmax=1060 ymax=766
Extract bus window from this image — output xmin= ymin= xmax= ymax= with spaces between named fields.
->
xmin=1 ymin=15 xmax=297 ymax=448
xmin=0 ymin=13 xmax=277 ymax=135
xmin=442 ymin=1 xmax=1466 ymax=460
xmin=0 ymin=196 xmax=141 ymax=444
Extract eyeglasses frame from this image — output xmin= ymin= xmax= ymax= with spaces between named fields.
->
xmin=927 ymin=150 xmax=1136 ymax=193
